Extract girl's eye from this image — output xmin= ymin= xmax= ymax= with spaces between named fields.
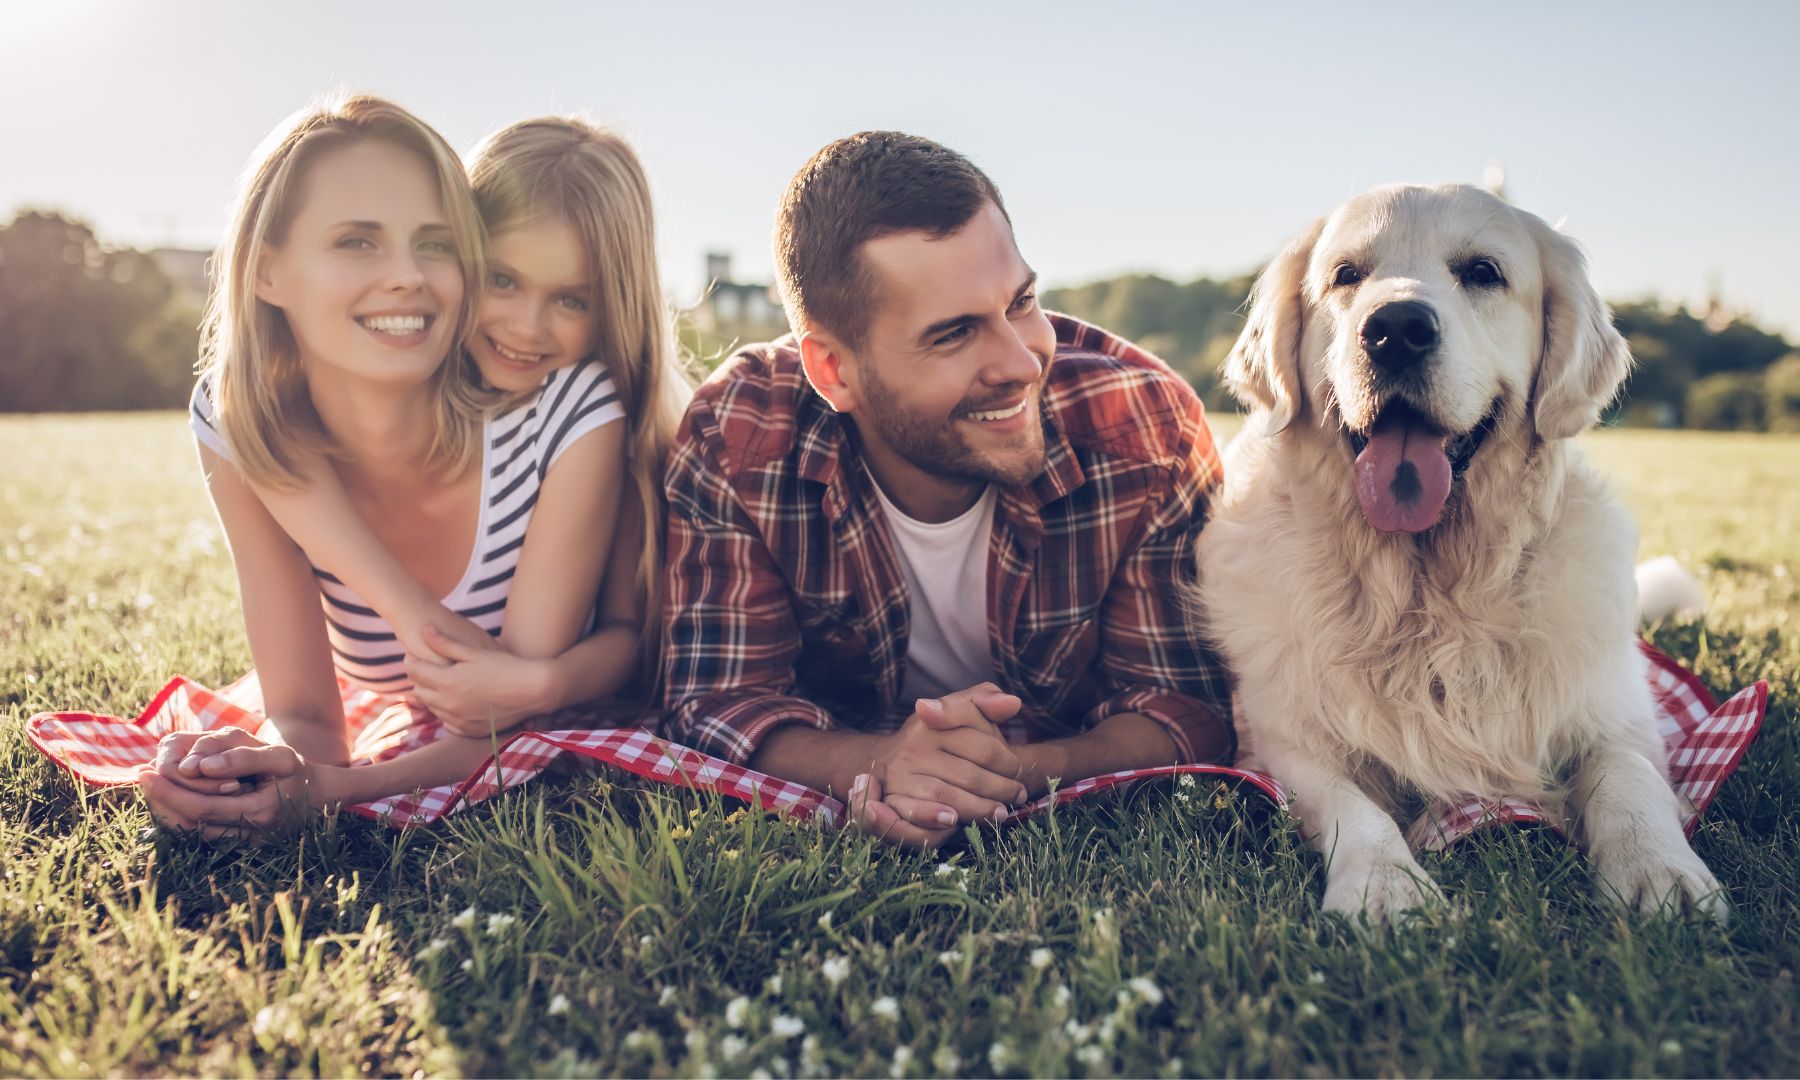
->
xmin=558 ymin=294 xmax=589 ymax=313
xmin=488 ymin=271 xmax=515 ymax=290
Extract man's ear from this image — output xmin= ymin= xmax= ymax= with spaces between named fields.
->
xmin=1225 ymin=217 xmax=1322 ymax=433
xmin=1527 ymin=212 xmax=1632 ymax=440
xmin=798 ymin=330 xmax=859 ymax=413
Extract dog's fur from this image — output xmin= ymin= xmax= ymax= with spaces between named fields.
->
xmin=1193 ymin=184 xmax=1726 ymax=922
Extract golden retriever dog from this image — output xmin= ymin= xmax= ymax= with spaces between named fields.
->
xmin=1193 ymin=184 xmax=1726 ymax=923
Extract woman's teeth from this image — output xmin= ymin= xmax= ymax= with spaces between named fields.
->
xmin=492 ymin=339 xmax=546 ymax=365
xmin=966 ymin=399 xmax=1027 ymax=422
xmin=360 ymin=314 xmax=427 ymax=335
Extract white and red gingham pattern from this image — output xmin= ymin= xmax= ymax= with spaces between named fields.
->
xmin=25 ymin=641 xmax=1767 ymax=847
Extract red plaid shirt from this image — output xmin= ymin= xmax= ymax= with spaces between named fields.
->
xmin=661 ymin=314 xmax=1233 ymax=765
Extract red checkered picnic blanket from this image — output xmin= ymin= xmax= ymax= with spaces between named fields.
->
xmin=25 ymin=641 xmax=1766 ymax=847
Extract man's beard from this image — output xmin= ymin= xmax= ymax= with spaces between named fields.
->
xmin=857 ymin=360 xmax=1047 ymax=488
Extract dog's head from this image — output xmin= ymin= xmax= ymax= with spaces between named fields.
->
xmin=1226 ymin=184 xmax=1631 ymax=534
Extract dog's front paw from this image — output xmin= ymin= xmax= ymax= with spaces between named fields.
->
xmin=1592 ymin=844 xmax=1730 ymax=924
xmin=1322 ymin=854 xmax=1445 ymax=924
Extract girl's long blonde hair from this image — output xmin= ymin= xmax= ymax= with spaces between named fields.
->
xmin=200 ymin=93 xmax=488 ymax=489
xmin=467 ymin=117 xmax=693 ymax=689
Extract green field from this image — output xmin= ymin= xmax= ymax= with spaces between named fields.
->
xmin=2 ymin=413 xmax=1795 ymax=1078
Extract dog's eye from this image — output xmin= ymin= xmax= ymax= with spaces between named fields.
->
xmin=1332 ymin=264 xmax=1365 ymax=288
xmin=1458 ymin=257 xmax=1506 ymax=288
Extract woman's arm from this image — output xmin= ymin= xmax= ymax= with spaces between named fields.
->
xmin=193 ymin=445 xmax=350 ymax=765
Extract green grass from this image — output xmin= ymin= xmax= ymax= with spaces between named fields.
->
xmin=2 ymin=413 xmax=1796 ymax=1078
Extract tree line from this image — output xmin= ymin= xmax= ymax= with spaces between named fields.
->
xmin=2 ymin=209 xmax=1795 ymax=432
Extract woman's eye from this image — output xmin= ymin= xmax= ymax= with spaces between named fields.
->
xmin=488 ymin=272 xmax=515 ymax=290
xmin=1459 ymin=257 xmax=1505 ymax=288
xmin=336 ymin=235 xmax=374 ymax=251
xmin=418 ymin=239 xmax=456 ymax=258
xmin=1332 ymin=263 xmax=1365 ymax=288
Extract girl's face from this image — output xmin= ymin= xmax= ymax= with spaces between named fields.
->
xmin=256 ymin=139 xmax=464 ymax=390
xmin=469 ymin=217 xmax=599 ymax=393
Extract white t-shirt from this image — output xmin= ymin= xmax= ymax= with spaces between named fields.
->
xmin=867 ymin=473 xmax=1000 ymax=702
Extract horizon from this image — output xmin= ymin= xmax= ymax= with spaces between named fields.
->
xmin=4 ymin=0 xmax=1795 ymax=335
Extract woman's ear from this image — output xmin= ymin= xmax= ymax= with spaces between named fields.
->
xmin=1225 ymin=217 xmax=1323 ymax=433
xmin=252 ymin=247 xmax=286 ymax=308
xmin=1527 ymin=213 xmax=1632 ymax=440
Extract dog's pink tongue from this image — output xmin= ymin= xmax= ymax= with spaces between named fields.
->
xmin=1354 ymin=418 xmax=1452 ymax=533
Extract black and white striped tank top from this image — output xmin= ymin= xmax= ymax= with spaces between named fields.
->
xmin=189 ymin=363 xmax=626 ymax=692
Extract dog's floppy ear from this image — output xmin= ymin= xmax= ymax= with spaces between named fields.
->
xmin=1528 ymin=213 xmax=1632 ymax=440
xmin=1226 ymin=217 xmax=1322 ymax=433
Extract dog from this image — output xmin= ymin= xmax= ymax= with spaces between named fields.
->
xmin=1192 ymin=184 xmax=1726 ymax=923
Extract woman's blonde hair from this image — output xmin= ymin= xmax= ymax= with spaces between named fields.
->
xmin=199 ymin=92 xmax=488 ymax=489
xmin=467 ymin=117 xmax=693 ymax=689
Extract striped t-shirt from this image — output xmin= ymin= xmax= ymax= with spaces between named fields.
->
xmin=190 ymin=363 xmax=626 ymax=692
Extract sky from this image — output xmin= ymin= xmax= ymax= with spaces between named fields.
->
xmin=3 ymin=0 xmax=1796 ymax=335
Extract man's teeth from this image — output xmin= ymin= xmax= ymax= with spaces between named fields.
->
xmin=361 ymin=315 xmax=426 ymax=335
xmin=965 ymin=399 xmax=1027 ymax=422
xmin=492 ymin=340 xmax=546 ymax=364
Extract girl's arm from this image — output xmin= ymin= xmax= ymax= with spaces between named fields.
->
xmin=238 ymin=454 xmax=491 ymax=661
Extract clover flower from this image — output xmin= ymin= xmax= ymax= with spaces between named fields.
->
xmin=548 ymin=994 xmax=571 ymax=1016
xmin=771 ymin=1014 xmax=805 ymax=1038
xmin=871 ymin=996 xmax=899 ymax=1020
xmin=726 ymin=995 xmax=750 ymax=1029
xmin=1030 ymin=947 xmax=1054 ymax=971
xmin=1129 ymin=976 xmax=1164 ymax=1005
xmin=822 ymin=955 xmax=851 ymax=987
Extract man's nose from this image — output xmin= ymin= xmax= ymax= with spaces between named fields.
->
xmin=985 ymin=323 xmax=1046 ymax=384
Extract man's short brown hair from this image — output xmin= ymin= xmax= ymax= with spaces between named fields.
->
xmin=773 ymin=131 xmax=1007 ymax=348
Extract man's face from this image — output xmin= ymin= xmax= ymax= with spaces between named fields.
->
xmin=839 ymin=201 xmax=1057 ymax=517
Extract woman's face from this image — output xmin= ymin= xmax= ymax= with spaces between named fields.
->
xmin=255 ymin=139 xmax=464 ymax=390
xmin=467 ymin=217 xmax=599 ymax=393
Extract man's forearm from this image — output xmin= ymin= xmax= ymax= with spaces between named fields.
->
xmin=1012 ymin=712 xmax=1182 ymax=798
xmin=748 ymin=725 xmax=892 ymax=801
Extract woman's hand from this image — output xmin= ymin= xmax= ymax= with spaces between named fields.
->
xmin=138 ymin=728 xmax=328 ymax=840
xmin=392 ymin=597 xmax=495 ymax=666
xmin=404 ymin=624 xmax=557 ymax=738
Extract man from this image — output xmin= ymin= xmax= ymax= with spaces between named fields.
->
xmin=662 ymin=131 xmax=1232 ymax=847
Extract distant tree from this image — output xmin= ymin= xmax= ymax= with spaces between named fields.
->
xmin=1685 ymin=372 xmax=1766 ymax=432
xmin=1765 ymin=353 xmax=1800 ymax=434
xmin=0 ymin=211 xmax=200 ymax=412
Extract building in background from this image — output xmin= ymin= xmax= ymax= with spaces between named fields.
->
xmin=686 ymin=252 xmax=786 ymax=341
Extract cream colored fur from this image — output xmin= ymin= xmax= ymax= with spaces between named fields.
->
xmin=1194 ymin=185 xmax=1726 ymax=923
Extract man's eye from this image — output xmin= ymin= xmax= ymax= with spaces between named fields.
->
xmin=934 ymin=324 xmax=973 ymax=348
xmin=1010 ymin=292 xmax=1037 ymax=313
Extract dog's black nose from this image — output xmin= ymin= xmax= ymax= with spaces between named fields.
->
xmin=1360 ymin=301 xmax=1439 ymax=375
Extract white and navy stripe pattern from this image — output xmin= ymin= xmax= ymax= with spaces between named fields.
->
xmin=189 ymin=363 xmax=625 ymax=692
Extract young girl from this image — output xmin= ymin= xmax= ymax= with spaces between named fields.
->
xmin=141 ymin=102 xmax=687 ymax=836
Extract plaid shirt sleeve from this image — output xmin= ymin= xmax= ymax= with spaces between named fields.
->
xmin=1083 ymin=389 xmax=1236 ymax=763
xmin=660 ymin=398 xmax=838 ymax=765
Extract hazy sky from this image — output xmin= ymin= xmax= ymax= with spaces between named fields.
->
xmin=4 ymin=0 xmax=1796 ymax=334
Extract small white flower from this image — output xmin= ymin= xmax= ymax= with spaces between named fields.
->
xmin=871 ymin=996 xmax=899 ymax=1020
xmin=460 ymin=958 xmax=474 ymax=972
xmin=817 ymin=910 xmax=834 ymax=931
xmin=639 ymin=934 xmax=654 ymax=951
xmin=486 ymin=912 xmax=517 ymax=936
xmin=251 ymin=1004 xmax=281 ymax=1037
xmin=1064 ymin=1018 xmax=1094 ymax=1044
xmin=1116 ymin=989 xmax=1132 ymax=1009
xmin=451 ymin=906 xmax=476 ymax=930
xmin=1030 ymin=947 xmax=1054 ymax=970
xmin=1129 ymin=976 xmax=1164 ymax=1006
xmin=765 ymin=973 xmax=784 ymax=996
xmin=659 ymin=985 xmax=678 ymax=1006
xmin=720 ymin=1034 xmax=748 ymax=1061
xmin=988 ymin=1041 xmax=1012 ymax=1071
xmin=771 ymin=1013 xmax=805 ymax=1038
xmin=889 ymin=1045 xmax=912 ymax=1078
xmin=548 ymin=994 xmax=571 ymax=1016
xmin=937 ymin=949 xmax=963 ymax=968
xmin=931 ymin=1046 xmax=959 ymax=1073
xmin=1091 ymin=908 xmax=1117 ymax=942
xmin=1178 ymin=773 xmax=1196 ymax=788
xmin=726 ymin=995 xmax=750 ymax=1029
xmin=821 ymin=955 xmax=851 ymax=986
xmin=1660 ymin=1040 xmax=1683 ymax=1057
xmin=1306 ymin=970 xmax=1326 ymax=985
xmin=1300 ymin=1002 xmax=1321 ymax=1018
xmin=1097 ymin=1016 xmax=1118 ymax=1044
xmin=622 ymin=1029 xmax=656 ymax=1052
xmin=415 ymin=936 xmax=451 ymax=960
xmin=1052 ymin=984 xmax=1072 ymax=1007
xmin=935 ymin=863 xmax=958 ymax=877
xmin=1076 ymin=1044 xmax=1105 ymax=1068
